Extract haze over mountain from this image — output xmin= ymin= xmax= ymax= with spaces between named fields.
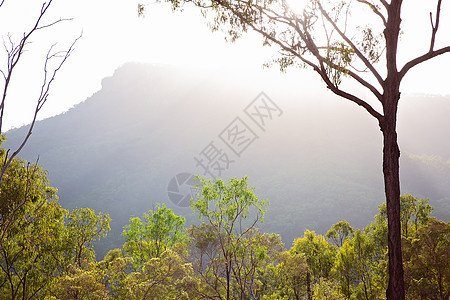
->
xmin=5 ymin=63 xmax=449 ymax=257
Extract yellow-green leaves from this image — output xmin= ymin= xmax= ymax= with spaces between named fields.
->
xmin=192 ymin=176 xmax=268 ymax=236
xmin=123 ymin=203 xmax=186 ymax=270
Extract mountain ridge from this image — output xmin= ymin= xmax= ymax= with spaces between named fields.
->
xmin=5 ymin=62 xmax=449 ymax=256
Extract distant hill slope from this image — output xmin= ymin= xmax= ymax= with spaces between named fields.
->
xmin=5 ymin=63 xmax=449 ymax=257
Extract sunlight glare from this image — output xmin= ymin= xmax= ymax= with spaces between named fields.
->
xmin=286 ymin=0 xmax=308 ymax=14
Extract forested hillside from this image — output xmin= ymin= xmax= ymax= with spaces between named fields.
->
xmin=1 ymin=159 xmax=448 ymax=299
xmin=4 ymin=63 xmax=450 ymax=256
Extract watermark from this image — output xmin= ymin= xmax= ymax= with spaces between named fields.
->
xmin=167 ymin=92 xmax=283 ymax=207
xmin=219 ymin=117 xmax=258 ymax=157
xmin=167 ymin=172 xmax=199 ymax=208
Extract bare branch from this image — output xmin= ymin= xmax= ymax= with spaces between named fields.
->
xmin=220 ymin=0 xmax=385 ymax=103
xmin=310 ymin=53 xmax=383 ymax=121
xmin=316 ymin=1 xmax=384 ymax=87
xmin=37 ymin=18 xmax=73 ymax=31
xmin=356 ymin=0 xmax=387 ymax=25
xmin=0 ymin=0 xmax=80 ymax=186
xmin=429 ymin=0 xmax=442 ymax=52
xmin=327 ymin=80 xmax=383 ymax=121
xmin=399 ymin=46 xmax=450 ymax=80
xmin=236 ymin=9 xmax=384 ymax=121
xmin=379 ymin=0 xmax=388 ymax=9
xmin=399 ymin=0 xmax=449 ymax=80
xmin=0 ymin=0 xmax=54 ymax=133
xmin=0 ymin=33 xmax=81 ymax=186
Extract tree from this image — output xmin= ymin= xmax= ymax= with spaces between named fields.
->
xmin=403 ymin=218 xmax=450 ymax=300
xmin=0 ymin=146 xmax=64 ymax=299
xmin=291 ymin=230 xmax=337 ymax=300
xmin=259 ymin=250 xmax=309 ymax=299
xmin=0 ymin=147 xmax=110 ymax=299
xmin=155 ymin=0 xmax=450 ymax=298
xmin=333 ymin=229 xmax=385 ymax=300
xmin=377 ymin=194 xmax=433 ymax=238
xmin=97 ymin=248 xmax=133 ymax=298
xmin=122 ymin=203 xmax=186 ymax=270
xmin=66 ymin=208 xmax=111 ymax=268
xmin=190 ymin=176 xmax=268 ymax=300
xmin=311 ymin=278 xmax=345 ymax=300
xmin=49 ymin=264 xmax=109 ymax=300
xmin=228 ymin=230 xmax=284 ymax=299
xmin=326 ymin=220 xmax=354 ymax=248
xmin=0 ymin=2 xmax=80 ymax=262
xmin=0 ymin=0 xmax=80 ymax=184
xmin=351 ymin=230 xmax=385 ymax=300
xmin=121 ymin=249 xmax=196 ymax=299
xmin=332 ymin=240 xmax=357 ymax=298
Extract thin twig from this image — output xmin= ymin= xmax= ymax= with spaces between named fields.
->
xmin=356 ymin=0 xmax=387 ymax=25
xmin=429 ymin=0 xmax=442 ymax=52
xmin=0 ymin=33 xmax=81 ymax=186
xmin=399 ymin=0 xmax=450 ymax=80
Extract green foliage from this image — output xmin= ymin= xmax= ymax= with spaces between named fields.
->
xmin=291 ymin=230 xmax=337 ymax=299
xmin=311 ymin=278 xmax=345 ymax=300
xmin=123 ymin=203 xmax=186 ymax=270
xmin=340 ymin=194 xmax=438 ymax=300
xmin=332 ymin=229 xmax=385 ymax=299
xmin=159 ymin=0 xmax=386 ymax=88
xmin=191 ymin=176 xmax=268 ymax=236
xmin=231 ymin=230 xmax=284 ymax=298
xmin=326 ymin=219 xmax=354 ymax=247
xmin=97 ymin=248 xmax=133 ymax=298
xmin=0 ymin=150 xmax=64 ymax=299
xmin=138 ymin=3 xmax=145 ymax=16
xmin=359 ymin=27 xmax=382 ymax=64
xmin=0 ymin=149 xmax=110 ymax=299
xmin=403 ymin=218 xmax=450 ymax=299
xmin=350 ymin=230 xmax=385 ymax=299
xmin=0 ymin=146 xmax=446 ymax=300
xmin=67 ymin=208 xmax=111 ymax=268
xmin=292 ymin=230 xmax=337 ymax=280
xmin=189 ymin=176 xmax=270 ymax=299
xmin=376 ymin=194 xmax=433 ymax=238
xmin=48 ymin=264 xmax=109 ymax=300
xmin=260 ymin=250 xmax=309 ymax=299
xmin=0 ymin=145 xmax=109 ymax=299
xmin=0 ymin=148 xmax=58 ymax=232
xmin=332 ymin=239 xmax=357 ymax=298
xmin=121 ymin=249 xmax=196 ymax=299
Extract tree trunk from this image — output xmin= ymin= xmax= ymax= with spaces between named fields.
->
xmin=381 ymin=95 xmax=405 ymax=299
xmin=226 ymin=253 xmax=231 ymax=300
xmin=383 ymin=2 xmax=405 ymax=296
xmin=306 ymin=270 xmax=311 ymax=300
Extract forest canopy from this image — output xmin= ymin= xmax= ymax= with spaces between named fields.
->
xmin=0 ymin=148 xmax=448 ymax=299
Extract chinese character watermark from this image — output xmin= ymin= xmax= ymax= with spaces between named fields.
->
xmin=219 ymin=117 xmax=258 ymax=157
xmin=194 ymin=141 xmax=235 ymax=179
xmin=167 ymin=92 xmax=283 ymax=207
xmin=245 ymin=92 xmax=283 ymax=131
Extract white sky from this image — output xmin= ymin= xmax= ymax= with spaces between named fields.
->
xmin=1 ymin=0 xmax=449 ymax=130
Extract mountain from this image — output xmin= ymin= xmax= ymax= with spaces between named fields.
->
xmin=5 ymin=63 xmax=450 ymax=257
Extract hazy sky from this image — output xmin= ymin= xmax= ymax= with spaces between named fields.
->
xmin=1 ymin=0 xmax=449 ymax=130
